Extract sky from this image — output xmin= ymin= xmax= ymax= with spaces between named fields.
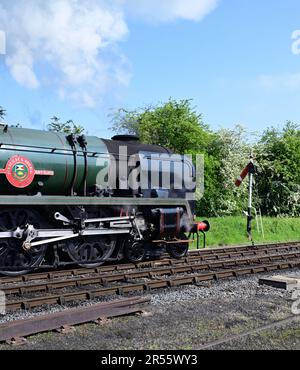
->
xmin=1 ymin=0 xmax=300 ymax=138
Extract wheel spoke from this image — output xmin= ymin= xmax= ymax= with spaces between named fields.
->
xmin=124 ymin=241 xmax=145 ymax=263
xmin=0 ymin=208 xmax=47 ymax=276
xmin=66 ymin=236 xmax=116 ymax=268
xmin=167 ymin=234 xmax=189 ymax=259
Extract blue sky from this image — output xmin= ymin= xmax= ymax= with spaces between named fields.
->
xmin=1 ymin=0 xmax=300 ymax=138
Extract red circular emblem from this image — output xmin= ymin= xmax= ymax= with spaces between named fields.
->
xmin=5 ymin=155 xmax=35 ymax=188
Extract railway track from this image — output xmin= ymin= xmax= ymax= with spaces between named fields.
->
xmin=0 ymin=241 xmax=299 ymax=313
xmin=1 ymin=241 xmax=299 ymax=285
xmin=2 ymin=249 xmax=300 ymax=296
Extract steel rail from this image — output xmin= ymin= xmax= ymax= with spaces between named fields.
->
xmin=1 ymin=242 xmax=299 ymax=285
xmin=4 ymin=256 xmax=300 ymax=312
xmin=2 ymin=249 xmax=300 ymax=296
xmin=188 ymin=241 xmax=300 ymax=256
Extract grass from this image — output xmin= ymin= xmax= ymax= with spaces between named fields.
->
xmin=193 ymin=216 xmax=300 ymax=248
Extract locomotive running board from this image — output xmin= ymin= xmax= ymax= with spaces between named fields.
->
xmin=0 ymin=196 xmax=192 ymax=219
xmin=0 ymin=196 xmax=192 ymax=206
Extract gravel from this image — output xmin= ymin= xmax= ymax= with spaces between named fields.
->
xmin=0 ymin=268 xmax=300 ymax=350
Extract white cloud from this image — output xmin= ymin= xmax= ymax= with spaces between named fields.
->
xmin=258 ymin=73 xmax=300 ymax=91
xmin=0 ymin=30 xmax=6 ymax=55
xmin=0 ymin=0 xmax=129 ymax=107
xmin=0 ymin=0 xmax=218 ymax=107
xmin=123 ymin=0 xmax=218 ymax=22
xmin=6 ymin=41 xmax=40 ymax=88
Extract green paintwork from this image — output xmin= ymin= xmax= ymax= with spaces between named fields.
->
xmin=0 ymin=126 xmax=109 ymax=195
xmin=0 ymin=196 xmax=192 ymax=219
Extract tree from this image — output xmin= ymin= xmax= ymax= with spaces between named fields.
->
xmin=255 ymin=121 xmax=300 ymax=216
xmin=0 ymin=106 xmax=6 ymax=120
xmin=111 ymin=99 xmax=212 ymax=154
xmin=197 ymin=125 xmax=252 ymax=216
xmin=48 ymin=116 xmax=85 ymax=135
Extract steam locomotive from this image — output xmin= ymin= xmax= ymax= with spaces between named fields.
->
xmin=0 ymin=125 xmax=208 ymax=276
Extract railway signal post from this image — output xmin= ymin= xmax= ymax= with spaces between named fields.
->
xmin=247 ymin=155 xmax=256 ymax=244
xmin=235 ymin=154 xmax=256 ymax=244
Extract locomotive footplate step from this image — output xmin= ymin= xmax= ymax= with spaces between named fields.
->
xmin=259 ymin=275 xmax=300 ymax=291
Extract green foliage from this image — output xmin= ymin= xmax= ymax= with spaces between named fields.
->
xmin=198 ymin=126 xmax=251 ymax=216
xmin=0 ymin=106 xmax=6 ymax=120
xmin=255 ymin=121 xmax=300 ymax=216
xmin=111 ymin=99 xmax=212 ymax=154
xmin=110 ymin=107 xmax=142 ymax=136
xmin=48 ymin=116 xmax=85 ymax=135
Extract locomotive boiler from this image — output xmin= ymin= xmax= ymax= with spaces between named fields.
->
xmin=0 ymin=124 xmax=208 ymax=276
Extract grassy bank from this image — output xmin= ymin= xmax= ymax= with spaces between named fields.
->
xmin=194 ymin=216 xmax=300 ymax=248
